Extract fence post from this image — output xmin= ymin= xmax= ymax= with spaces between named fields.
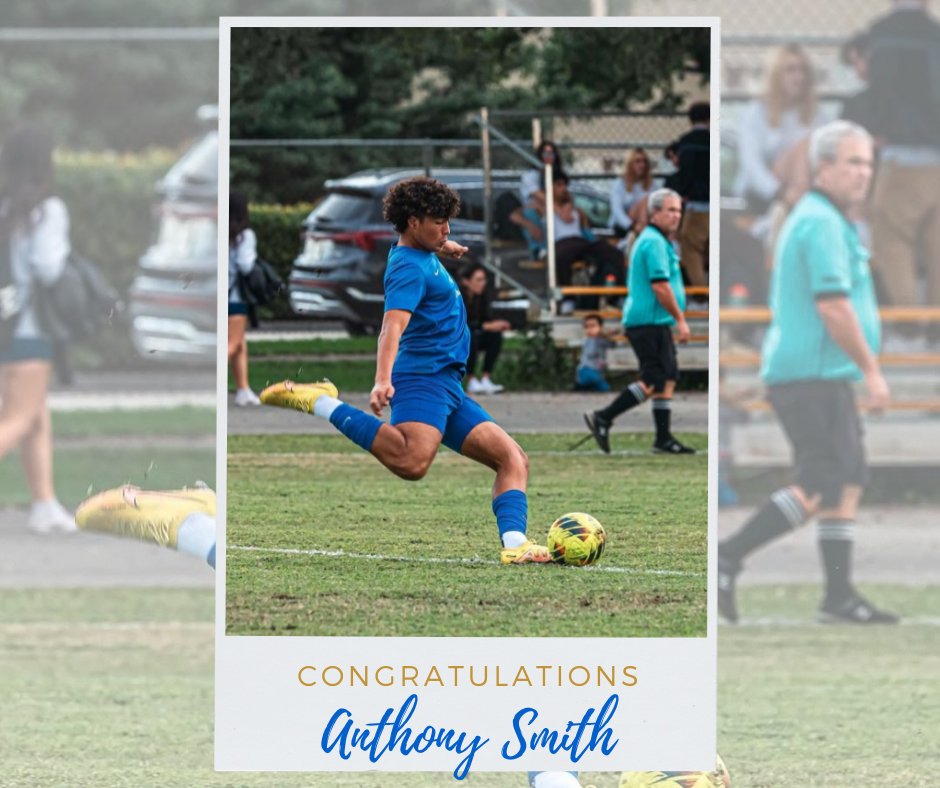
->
xmin=480 ymin=106 xmax=495 ymax=279
xmin=422 ymin=141 xmax=433 ymax=176
xmin=544 ymin=159 xmax=557 ymax=316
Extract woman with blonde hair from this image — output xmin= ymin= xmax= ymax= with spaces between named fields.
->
xmin=0 ymin=126 xmax=75 ymax=533
xmin=734 ymin=44 xmax=825 ymax=213
xmin=609 ymin=147 xmax=653 ymax=238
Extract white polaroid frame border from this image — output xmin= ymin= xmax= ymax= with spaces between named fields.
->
xmin=216 ymin=15 xmax=720 ymax=778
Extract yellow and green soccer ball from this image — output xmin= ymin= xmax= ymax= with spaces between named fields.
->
xmin=546 ymin=512 xmax=606 ymax=566
xmin=619 ymin=754 xmax=731 ymax=787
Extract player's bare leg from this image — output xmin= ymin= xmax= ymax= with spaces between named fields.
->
xmin=460 ymin=422 xmax=548 ymax=564
xmin=368 ymin=421 xmax=442 ymax=481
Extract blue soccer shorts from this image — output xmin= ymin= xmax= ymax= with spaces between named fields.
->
xmin=390 ymin=367 xmax=493 ymax=452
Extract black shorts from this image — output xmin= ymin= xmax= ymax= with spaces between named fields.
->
xmin=625 ymin=324 xmax=678 ymax=391
xmin=768 ymin=379 xmax=869 ymax=508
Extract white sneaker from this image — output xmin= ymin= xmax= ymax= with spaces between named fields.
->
xmin=234 ymin=388 xmax=262 ymax=407
xmin=28 ymin=499 xmax=77 ymax=534
xmin=467 ymin=377 xmax=485 ymax=394
xmin=479 ymin=378 xmax=504 ymax=394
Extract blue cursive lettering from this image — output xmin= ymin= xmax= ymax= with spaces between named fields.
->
xmin=501 ymin=693 xmax=620 ymax=762
xmin=320 ymin=693 xmax=490 ymax=780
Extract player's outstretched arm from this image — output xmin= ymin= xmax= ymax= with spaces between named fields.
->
xmin=371 ymin=309 xmax=412 ymax=415
xmin=438 ymin=239 xmax=469 ymax=259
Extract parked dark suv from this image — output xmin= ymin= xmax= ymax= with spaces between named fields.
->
xmin=288 ymin=168 xmax=610 ymax=334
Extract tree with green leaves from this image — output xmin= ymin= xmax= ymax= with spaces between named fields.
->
xmin=230 ymin=25 xmax=708 ymax=202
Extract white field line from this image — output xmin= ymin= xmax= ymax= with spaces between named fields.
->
xmin=723 ymin=617 xmax=940 ymax=628
xmin=228 ymin=544 xmax=703 ymax=578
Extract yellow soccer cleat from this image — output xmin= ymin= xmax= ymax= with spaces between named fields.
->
xmin=75 ymin=485 xmax=215 ymax=549
xmin=500 ymin=540 xmax=551 ymax=565
xmin=259 ymin=379 xmax=339 ymax=414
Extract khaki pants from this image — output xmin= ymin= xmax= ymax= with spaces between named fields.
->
xmin=871 ymin=161 xmax=940 ymax=305
xmin=679 ymin=209 xmax=709 ymax=287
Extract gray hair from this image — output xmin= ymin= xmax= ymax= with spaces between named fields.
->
xmin=809 ymin=120 xmax=872 ymax=173
xmin=647 ymin=187 xmax=681 ymax=214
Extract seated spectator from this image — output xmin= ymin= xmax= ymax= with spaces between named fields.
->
xmin=575 ymin=313 xmax=617 ymax=392
xmin=519 ymin=140 xmax=564 ymax=213
xmin=734 ymin=44 xmax=826 ymax=216
xmin=511 ymin=174 xmax=625 ymax=296
xmin=608 ymin=147 xmax=653 ymax=238
xmin=459 ymin=262 xmax=511 ymax=395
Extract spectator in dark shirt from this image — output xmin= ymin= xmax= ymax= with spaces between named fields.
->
xmin=865 ymin=0 xmax=940 ymax=311
xmin=459 ymin=262 xmax=510 ymax=395
xmin=839 ymin=31 xmax=875 ymax=130
xmin=673 ymin=102 xmax=711 ymax=286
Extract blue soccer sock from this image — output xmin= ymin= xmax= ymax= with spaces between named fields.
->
xmin=328 ymin=403 xmax=383 ymax=452
xmin=493 ymin=489 xmax=528 ymax=547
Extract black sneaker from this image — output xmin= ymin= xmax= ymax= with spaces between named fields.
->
xmin=584 ymin=411 xmax=612 ymax=454
xmin=653 ymin=437 xmax=696 ymax=454
xmin=717 ymin=554 xmax=740 ymax=624
xmin=818 ymin=594 xmax=900 ymax=624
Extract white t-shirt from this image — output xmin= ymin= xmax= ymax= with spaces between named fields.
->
xmin=8 ymin=196 xmax=70 ymax=339
xmin=228 ymin=228 xmax=257 ymax=303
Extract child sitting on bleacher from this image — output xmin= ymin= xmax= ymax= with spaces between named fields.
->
xmin=575 ymin=313 xmax=617 ymax=392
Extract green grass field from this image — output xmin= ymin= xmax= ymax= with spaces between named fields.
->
xmin=3 ymin=586 xmax=937 ymax=786
xmin=226 ymin=432 xmax=708 ymax=638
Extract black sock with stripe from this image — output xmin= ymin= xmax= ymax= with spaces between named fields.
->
xmin=817 ymin=518 xmax=855 ymax=602
xmin=719 ymin=488 xmax=808 ymax=565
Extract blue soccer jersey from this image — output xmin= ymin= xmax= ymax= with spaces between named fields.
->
xmin=383 ymin=244 xmax=470 ymax=375
xmin=622 ymin=224 xmax=686 ymax=328
xmin=761 ymin=190 xmax=881 ymax=385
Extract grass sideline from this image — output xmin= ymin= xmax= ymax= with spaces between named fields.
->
xmin=226 ymin=432 xmax=708 ymax=638
xmin=0 ymin=446 xmax=215 ymax=507
xmin=50 ymin=407 xmax=215 ymax=438
xmin=3 ymin=586 xmax=937 ymax=785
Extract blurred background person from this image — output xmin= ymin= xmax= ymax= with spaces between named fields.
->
xmin=0 ymin=126 xmax=75 ymax=534
xmin=519 ymin=139 xmax=564 ymax=215
xmin=672 ymin=101 xmax=711 ymax=287
xmin=512 ymin=172 xmax=625 ymax=306
xmin=839 ymin=30 xmax=874 ymax=130
xmin=608 ymin=146 xmax=653 ymax=240
xmin=227 ymin=191 xmax=261 ymax=407
xmin=459 ymin=261 xmax=510 ymax=395
xmin=734 ymin=44 xmax=826 ymax=220
xmin=865 ymin=0 xmax=940 ymax=329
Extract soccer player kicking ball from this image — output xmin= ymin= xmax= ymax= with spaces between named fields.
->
xmin=260 ymin=177 xmax=550 ymax=565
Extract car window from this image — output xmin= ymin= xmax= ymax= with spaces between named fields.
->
xmin=573 ymin=192 xmax=610 ymax=227
xmin=456 ymin=188 xmax=485 ymax=223
xmin=309 ymin=192 xmax=382 ymax=226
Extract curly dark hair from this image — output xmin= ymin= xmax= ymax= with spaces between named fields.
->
xmin=382 ymin=177 xmax=460 ymax=233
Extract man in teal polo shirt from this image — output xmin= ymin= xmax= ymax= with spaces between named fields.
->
xmin=584 ymin=188 xmax=694 ymax=454
xmin=719 ymin=120 xmax=898 ymax=624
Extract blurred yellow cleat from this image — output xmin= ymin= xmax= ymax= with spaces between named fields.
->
xmin=500 ymin=540 xmax=551 ymax=565
xmin=76 ymin=485 xmax=215 ymax=549
xmin=259 ymin=379 xmax=339 ymax=414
